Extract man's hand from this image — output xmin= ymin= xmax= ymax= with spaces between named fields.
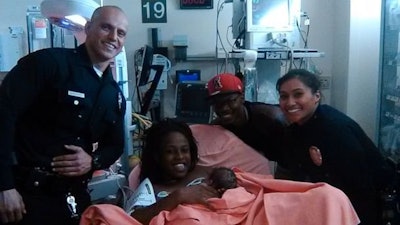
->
xmin=0 ymin=189 xmax=26 ymax=223
xmin=51 ymin=145 xmax=92 ymax=176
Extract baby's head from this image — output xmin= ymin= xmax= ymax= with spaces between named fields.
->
xmin=207 ymin=167 xmax=237 ymax=196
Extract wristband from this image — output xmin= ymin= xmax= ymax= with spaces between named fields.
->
xmin=91 ymin=154 xmax=101 ymax=170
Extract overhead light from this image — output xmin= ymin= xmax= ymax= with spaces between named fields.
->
xmin=40 ymin=0 xmax=100 ymax=31
xmin=65 ymin=15 xmax=87 ymax=27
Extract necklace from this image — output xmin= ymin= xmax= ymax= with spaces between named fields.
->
xmin=156 ymin=177 xmax=206 ymax=199
xmin=186 ymin=177 xmax=205 ymax=186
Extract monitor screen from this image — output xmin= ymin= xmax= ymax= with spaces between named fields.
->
xmin=175 ymin=82 xmax=210 ymax=124
xmin=246 ymin=0 xmax=298 ymax=33
xmin=176 ymin=70 xmax=201 ymax=83
xmin=181 ymin=88 xmax=208 ymax=112
xmin=138 ymin=45 xmax=154 ymax=86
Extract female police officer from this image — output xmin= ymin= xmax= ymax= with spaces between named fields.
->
xmin=276 ymin=69 xmax=394 ymax=225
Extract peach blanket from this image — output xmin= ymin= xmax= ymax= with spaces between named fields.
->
xmin=81 ymin=170 xmax=360 ymax=225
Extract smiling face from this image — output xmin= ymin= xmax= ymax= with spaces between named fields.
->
xmin=210 ymin=93 xmax=246 ymax=126
xmin=158 ymin=131 xmax=192 ymax=181
xmin=84 ymin=6 xmax=128 ymax=65
xmin=278 ymin=78 xmax=321 ymax=125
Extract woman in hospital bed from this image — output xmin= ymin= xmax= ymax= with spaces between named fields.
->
xmin=80 ymin=119 xmax=360 ymax=225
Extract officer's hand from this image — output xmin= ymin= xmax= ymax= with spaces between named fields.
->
xmin=0 ymin=189 xmax=26 ymax=223
xmin=51 ymin=144 xmax=92 ymax=176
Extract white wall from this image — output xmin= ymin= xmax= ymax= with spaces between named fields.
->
xmin=331 ymin=0 xmax=350 ymax=112
xmin=300 ymin=0 xmax=381 ymax=140
xmin=300 ymin=0 xmax=335 ymax=105
xmin=0 ymin=1 xmax=41 ymax=34
xmin=327 ymin=0 xmax=381 ymax=140
xmin=346 ymin=0 xmax=381 ymax=140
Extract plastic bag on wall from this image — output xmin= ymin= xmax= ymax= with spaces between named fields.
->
xmin=258 ymin=80 xmax=279 ymax=104
xmin=244 ymin=67 xmax=258 ymax=102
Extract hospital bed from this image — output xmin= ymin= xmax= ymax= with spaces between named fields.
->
xmin=81 ymin=124 xmax=360 ymax=225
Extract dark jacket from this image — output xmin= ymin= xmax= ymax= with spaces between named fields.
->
xmin=222 ymin=101 xmax=287 ymax=161
xmin=281 ymin=104 xmax=394 ymax=225
xmin=0 ymin=44 xmax=126 ymax=191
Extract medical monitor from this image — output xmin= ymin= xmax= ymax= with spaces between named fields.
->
xmin=176 ymin=70 xmax=201 ymax=83
xmin=138 ymin=45 xmax=154 ymax=86
xmin=246 ymin=0 xmax=297 ymax=33
xmin=175 ymin=81 xmax=211 ymax=124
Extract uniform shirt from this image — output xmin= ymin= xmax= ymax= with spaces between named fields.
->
xmin=281 ymin=104 xmax=394 ymax=225
xmin=0 ymin=44 xmax=126 ymax=191
xmin=221 ymin=101 xmax=287 ymax=161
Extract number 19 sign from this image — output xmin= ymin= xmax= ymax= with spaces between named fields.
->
xmin=141 ymin=0 xmax=167 ymax=23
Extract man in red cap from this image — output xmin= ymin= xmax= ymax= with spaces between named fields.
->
xmin=206 ymin=73 xmax=288 ymax=163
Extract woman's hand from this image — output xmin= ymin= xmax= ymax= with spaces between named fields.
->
xmin=173 ymin=183 xmax=219 ymax=206
xmin=131 ymin=183 xmax=219 ymax=225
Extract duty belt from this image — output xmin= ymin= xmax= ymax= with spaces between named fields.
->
xmin=14 ymin=166 xmax=89 ymax=194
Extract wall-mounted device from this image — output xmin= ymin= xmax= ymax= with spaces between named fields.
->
xmin=136 ymin=45 xmax=164 ymax=115
xmin=232 ymin=0 xmax=301 ymax=49
xmin=138 ymin=45 xmax=154 ymax=86
xmin=246 ymin=0 xmax=298 ymax=33
xmin=175 ymin=69 xmax=201 ymax=83
xmin=150 ymin=54 xmax=171 ymax=90
xmin=175 ymin=81 xmax=211 ymax=124
xmin=180 ymin=0 xmax=213 ymax=9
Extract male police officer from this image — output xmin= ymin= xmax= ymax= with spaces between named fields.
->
xmin=0 ymin=6 xmax=128 ymax=225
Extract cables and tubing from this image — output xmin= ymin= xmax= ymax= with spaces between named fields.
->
xmin=216 ymin=0 xmax=231 ymax=73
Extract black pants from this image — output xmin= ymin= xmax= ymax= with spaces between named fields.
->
xmin=22 ymin=190 xmax=90 ymax=225
xmin=7 ymin=167 xmax=92 ymax=225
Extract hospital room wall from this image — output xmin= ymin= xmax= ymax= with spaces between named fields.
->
xmin=0 ymin=0 xmax=380 ymax=140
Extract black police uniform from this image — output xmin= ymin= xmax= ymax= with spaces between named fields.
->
xmin=279 ymin=104 xmax=394 ymax=225
xmin=0 ymin=44 xmax=125 ymax=225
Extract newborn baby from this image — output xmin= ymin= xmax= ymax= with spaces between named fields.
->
xmin=158 ymin=167 xmax=237 ymax=199
xmin=207 ymin=167 xmax=237 ymax=197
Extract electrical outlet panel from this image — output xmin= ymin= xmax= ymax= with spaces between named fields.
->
xmin=319 ymin=75 xmax=331 ymax=89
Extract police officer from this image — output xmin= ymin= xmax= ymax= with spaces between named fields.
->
xmin=0 ymin=6 xmax=128 ymax=225
xmin=276 ymin=69 xmax=395 ymax=225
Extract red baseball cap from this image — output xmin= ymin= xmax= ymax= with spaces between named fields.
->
xmin=206 ymin=73 xmax=243 ymax=97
